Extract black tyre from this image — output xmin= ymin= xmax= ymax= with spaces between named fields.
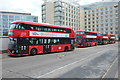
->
xmin=30 ymin=48 xmax=37 ymax=55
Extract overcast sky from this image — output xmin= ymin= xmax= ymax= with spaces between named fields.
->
xmin=0 ymin=0 xmax=103 ymax=22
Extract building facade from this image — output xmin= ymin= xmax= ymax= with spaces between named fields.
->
xmin=42 ymin=0 xmax=83 ymax=31
xmin=42 ymin=0 xmax=119 ymax=39
xmin=83 ymin=2 xmax=118 ymax=36
xmin=0 ymin=11 xmax=38 ymax=36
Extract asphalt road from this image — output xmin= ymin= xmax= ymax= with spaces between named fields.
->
xmin=1 ymin=42 xmax=118 ymax=78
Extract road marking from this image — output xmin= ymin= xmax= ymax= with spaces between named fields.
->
xmin=0 ymin=58 xmax=16 ymax=61
xmin=37 ymin=50 xmax=106 ymax=78
xmin=1 ymin=55 xmax=38 ymax=61
xmin=101 ymin=57 xmax=118 ymax=79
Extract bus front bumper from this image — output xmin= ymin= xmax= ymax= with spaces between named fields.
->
xmin=7 ymin=49 xmax=28 ymax=56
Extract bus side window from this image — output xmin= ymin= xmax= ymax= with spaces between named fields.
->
xmin=30 ymin=38 xmax=33 ymax=44
xmin=48 ymin=28 xmax=51 ymax=31
xmin=36 ymin=39 xmax=39 ymax=44
xmin=60 ymin=29 xmax=63 ymax=32
xmin=30 ymin=26 xmax=34 ymax=30
xmin=44 ymin=39 xmax=47 ymax=44
xmin=57 ymin=39 xmax=59 ymax=44
xmin=48 ymin=39 xmax=51 ymax=44
xmin=53 ymin=39 xmax=57 ymax=44
xmin=25 ymin=24 xmax=31 ymax=30
xmin=41 ymin=39 xmax=44 ymax=44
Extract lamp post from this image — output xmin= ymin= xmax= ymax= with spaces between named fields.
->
xmin=114 ymin=1 xmax=120 ymax=41
xmin=116 ymin=1 xmax=120 ymax=41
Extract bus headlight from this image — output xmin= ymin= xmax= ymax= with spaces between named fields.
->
xmin=8 ymin=31 xmax=14 ymax=36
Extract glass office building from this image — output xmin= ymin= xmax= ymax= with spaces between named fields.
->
xmin=0 ymin=11 xmax=38 ymax=36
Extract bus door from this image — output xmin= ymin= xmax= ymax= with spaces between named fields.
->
xmin=71 ymin=39 xmax=75 ymax=49
xmin=17 ymin=37 xmax=29 ymax=54
xmin=43 ymin=39 xmax=51 ymax=53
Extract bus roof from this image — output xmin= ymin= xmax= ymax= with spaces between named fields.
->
xmin=97 ymin=32 xmax=103 ymax=34
xmin=108 ymin=34 xmax=115 ymax=36
xmin=12 ymin=21 xmax=73 ymax=30
xmin=76 ymin=30 xmax=97 ymax=33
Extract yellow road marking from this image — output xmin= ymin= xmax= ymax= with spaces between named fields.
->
xmin=0 ymin=58 xmax=16 ymax=61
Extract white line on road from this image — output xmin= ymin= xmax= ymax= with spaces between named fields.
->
xmin=37 ymin=50 xmax=106 ymax=78
xmin=101 ymin=57 xmax=118 ymax=79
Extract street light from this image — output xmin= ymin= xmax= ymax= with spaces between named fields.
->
xmin=114 ymin=1 xmax=120 ymax=41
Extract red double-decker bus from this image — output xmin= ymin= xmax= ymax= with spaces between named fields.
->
xmin=97 ymin=32 xmax=109 ymax=45
xmin=97 ymin=32 xmax=103 ymax=45
xmin=75 ymin=30 xmax=98 ymax=47
xmin=8 ymin=21 xmax=75 ymax=56
xmin=108 ymin=34 xmax=116 ymax=44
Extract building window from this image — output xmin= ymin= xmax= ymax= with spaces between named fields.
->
xmin=115 ymin=10 xmax=118 ymax=13
xmin=105 ymin=8 xmax=108 ymax=10
xmin=101 ymin=24 xmax=103 ymax=27
xmin=101 ymin=8 xmax=103 ymax=11
xmin=96 ymin=25 xmax=99 ymax=27
xmin=110 ymin=7 xmax=112 ymax=9
xmin=106 ymin=24 xmax=108 ymax=26
xmin=110 ymin=19 xmax=113 ymax=22
xmin=110 ymin=23 xmax=113 ymax=26
xmin=88 ymin=10 xmax=90 ymax=13
xmin=101 ymin=28 xmax=103 ymax=31
xmin=110 ymin=11 xmax=112 ymax=13
xmin=116 ymin=27 xmax=118 ymax=30
xmin=88 ymin=29 xmax=91 ymax=31
xmin=106 ymin=20 xmax=108 ymax=23
xmin=105 ymin=12 xmax=108 ymax=14
xmin=101 ymin=20 xmax=103 ymax=23
xmin=110 ymin=28 xmax=113 ymax=30
xmin=116 ymin=22 xmax=118 ymax=26
xmin=110 ymin=15 xmax=113 ymax=18
xmin=106 ymin=32 xmax=108 ymax=34
xmin=2 ymin=15 xmax=8 ymax=18
xmin=96 ymin=29 xmax=99 ymax=31
xmin=88 ymin=25 xmax=91 ymax=28
xmin=101 ymin=12 xmax=103 ymax=15
xmin=88 ymin=22 xmax=90 ymax=24
xmin=106 ymin=28 xmax=108 ymax=30
xmin=96 ymin=13 xmax=99 ymax=16
xmin=88 ymin=14 xmax=90 ymax=17
xmin=101 ymin=16 xmax=103 ymax=19
xmin=96 ymin=9 xmax=99 ymax=12
xmin=105 ymin=16 xmax=108 ymax=18
xmin=96 ymin=17 xmax=99 ymax=19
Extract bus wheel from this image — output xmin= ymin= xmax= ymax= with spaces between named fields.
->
xmin=30 ymin=48 xmax=37 ymax=55
xmin=95 ymin=43 xmax=97 ymax=46
xmin=64 ymin=47 xmax=68 ymax=52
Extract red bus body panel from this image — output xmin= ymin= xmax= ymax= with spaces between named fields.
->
xmin=8 ymin=21 xmax=75 ymax=56
xmin=75 ymin=30 xmax=98 ymax=47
